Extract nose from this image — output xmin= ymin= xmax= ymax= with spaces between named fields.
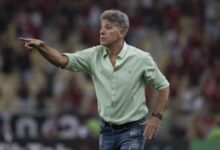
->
xmin=100 ymin=28 xmax=105 ymax=35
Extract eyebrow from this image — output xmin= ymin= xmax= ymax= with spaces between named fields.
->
xmin=101 ymin=23 xmax=113 ymax=27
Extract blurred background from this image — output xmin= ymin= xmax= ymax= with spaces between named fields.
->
xmin=0 ymin=0 xmax=219 ymax=149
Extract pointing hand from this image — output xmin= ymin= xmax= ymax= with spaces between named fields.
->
xmin=19 ymin=37 xmax=45 ymax=50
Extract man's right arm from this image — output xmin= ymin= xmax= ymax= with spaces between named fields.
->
xmin=19 ymin=37 xmax=68 ymax=68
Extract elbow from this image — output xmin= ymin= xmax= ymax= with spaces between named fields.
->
xmin=59 ymin=54 xmax=68 ymax=68
xmin=160 ymin=86 xmax=169 ymax=92
xmin=158 ymin=86 xmax=169 ymax=99
xmin=47 ymin=56 xmax=67 ymax=68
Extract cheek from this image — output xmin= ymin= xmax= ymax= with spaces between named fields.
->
xmin=108 ymin=32 xmax=120 ymax=39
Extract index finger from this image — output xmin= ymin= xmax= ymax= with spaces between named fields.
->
xmin=19 ymin=37 xmax=30 ymax=42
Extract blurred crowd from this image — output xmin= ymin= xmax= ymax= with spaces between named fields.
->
xmin=0 ymin=0 xmax=220 ymax=141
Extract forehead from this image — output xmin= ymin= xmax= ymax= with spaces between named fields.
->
xmin=101 ymin=19 xmax=119 ymax=27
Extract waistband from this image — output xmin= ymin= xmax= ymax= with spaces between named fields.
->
xmin=101 ymin=117 xmax=145 ymax=129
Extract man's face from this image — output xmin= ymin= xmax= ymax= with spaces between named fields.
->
xmin=100 ymin=19 xmax=124 ymax=47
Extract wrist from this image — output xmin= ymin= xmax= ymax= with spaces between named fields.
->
xmin=39 ymin=42 xmax=46 ymax=48
xmin=37 ymin=42 xmax=48 ymax=51
xmin=152 ymin=112 xmax=163 ymax=121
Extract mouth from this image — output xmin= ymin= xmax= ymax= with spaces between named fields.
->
xmin=100 ymin=37 xmax=106 ymax=41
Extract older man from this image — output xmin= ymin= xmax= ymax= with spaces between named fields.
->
xmin=20 ymin=9 xmax=169 ymax=150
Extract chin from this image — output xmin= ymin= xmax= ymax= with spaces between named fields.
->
xmin=100 ymin=42 xmax=109 ymax=47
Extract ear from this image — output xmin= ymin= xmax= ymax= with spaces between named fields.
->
xmin=120 ymin=29 xmax=128 ymax=39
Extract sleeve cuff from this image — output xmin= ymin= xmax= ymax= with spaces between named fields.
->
xmin=62 ymin=53 xmax=70 ymax=70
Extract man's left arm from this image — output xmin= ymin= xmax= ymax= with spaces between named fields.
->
xmin=142 ymin=53 xmax=170 ymax=140
xmin=141 ymin=87 xmax=169 ymax=140
xmin=152 ymin=87 xmax=169 ymax=116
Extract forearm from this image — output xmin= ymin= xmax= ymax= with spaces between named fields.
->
xmin=36 ymin=44 xmax=68 ymax=68
xmin=143 ymin=87 xmax=169 ymax=140
xmin=152 ymin=87 xmax=169 ymax=114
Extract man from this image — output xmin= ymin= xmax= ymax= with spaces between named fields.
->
xmin=20 ymin=9 xmax=169 ymax=150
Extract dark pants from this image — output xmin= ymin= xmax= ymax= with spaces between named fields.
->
xmin=99 ymin=118 xmax=145 ymax=150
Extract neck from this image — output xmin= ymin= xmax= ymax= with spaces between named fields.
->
xmin=107 ymin=41 xmax=124 ymax=57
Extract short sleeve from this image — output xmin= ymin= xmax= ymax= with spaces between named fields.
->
xmin=63 ymin=47 xmax=95 ymax=74
xmin=143 ymin=53 xmax=169 ymax=90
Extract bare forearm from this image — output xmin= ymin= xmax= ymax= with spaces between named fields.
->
xmin=153 ymin=87 xmax=169 ymax=114
xmin=143 ymin=87 xmax=169 ymax=140
xmin=36 ymin=44 xmax=68 ymax=68
xmin=19 ymin=37 xmax=68 ymax=68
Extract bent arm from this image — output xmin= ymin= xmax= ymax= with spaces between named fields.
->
xmin=142 ymin=86 xmax=169 ymax=140
xmin=152 ymin=86 xmax=169 ymax=115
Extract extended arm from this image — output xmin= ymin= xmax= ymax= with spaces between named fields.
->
xmin=19 ymin=37 xmax=68 ymax=68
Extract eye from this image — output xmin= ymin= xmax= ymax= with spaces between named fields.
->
xmin=106 ymin=25 xmax=113 ymax=29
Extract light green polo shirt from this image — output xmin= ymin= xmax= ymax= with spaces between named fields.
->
xmin=63 ymin=42 xmax=169 ymax=124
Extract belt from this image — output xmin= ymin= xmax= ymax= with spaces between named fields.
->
xmin=101 ymin=118 xmax=145 ymax=129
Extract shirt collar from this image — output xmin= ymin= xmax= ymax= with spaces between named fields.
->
xmin=102 ymin=42 xmax=128 ymax=59
xmin=117 ymin=42 xmax=127 ymax=59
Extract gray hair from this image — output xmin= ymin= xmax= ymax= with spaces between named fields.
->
xmin=100 ymin=9 xmax=129 ymax=29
